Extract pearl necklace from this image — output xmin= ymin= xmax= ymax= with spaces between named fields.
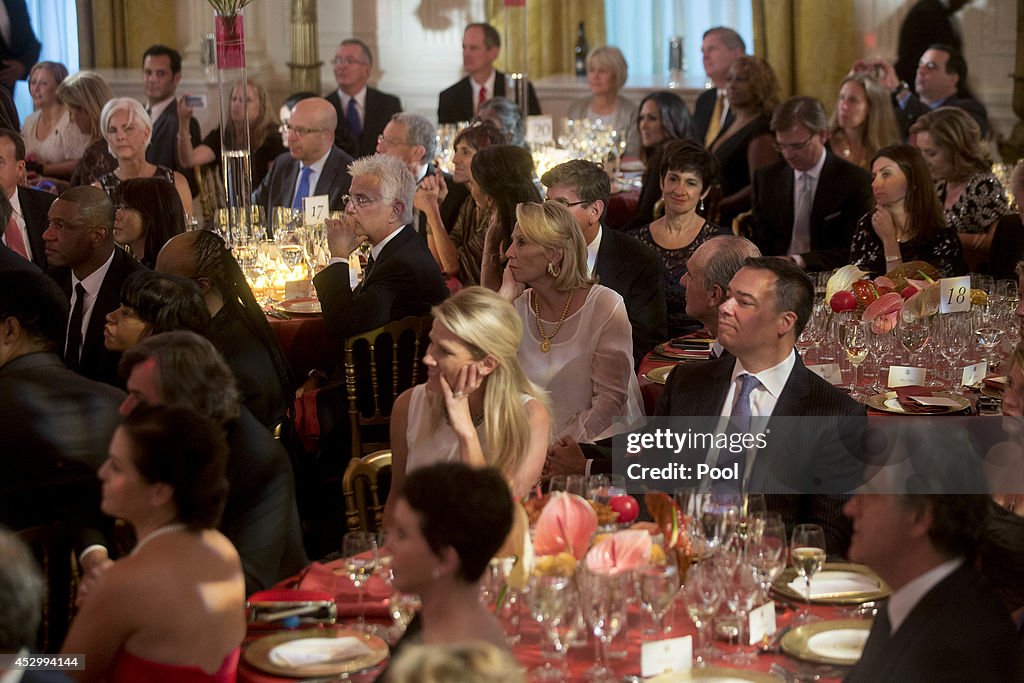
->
xmin=131 ymin=522 xmax=188 ymax=556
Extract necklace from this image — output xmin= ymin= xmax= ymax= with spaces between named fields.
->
xmin=131 ymin=522 xmax=188 ymax=556
xmin=532 ymin=289 xmax=574 ymax=353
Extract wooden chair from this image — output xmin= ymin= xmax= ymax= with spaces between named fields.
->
xmin=343 ymin=315 xmax=432 ymax=457
xmin=342 ymin=450 xmax=393 ymax=533
xmin=17 ymin=522 xmax=77 ymax=652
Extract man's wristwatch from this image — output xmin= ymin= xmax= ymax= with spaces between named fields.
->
xmin=893 ymin=81 xmax=911 ymax=98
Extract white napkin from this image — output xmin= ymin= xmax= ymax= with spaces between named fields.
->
xmin=269 ymin=637 xmax=372 ymax=668
xmin=787 ymin=570 xmax=878 ymax=598
xmin=806 ymin=628 xmax=869 ymax=663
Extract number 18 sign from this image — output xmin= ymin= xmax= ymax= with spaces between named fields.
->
xmin=939 ymin=275 xmax=971 ymax=314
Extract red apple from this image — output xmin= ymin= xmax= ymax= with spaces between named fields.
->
xmin=900 ymin=285 xmax=918 ymax=300
xmin=829 ymin=290 xmax=857 ymax=312
xmin=608 ymin=495 xmax=639 ymax=524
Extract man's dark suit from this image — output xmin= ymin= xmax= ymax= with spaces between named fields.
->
xmin=51 ymin=247 xmax=144 ymax=387
xmin=325 ymin=87 xmax=402 ymax=158
xmin=437 ymin=70 xmax=541 ymax=124
xmin=693 ymin=88 xmax=735 ymax=145
xmin=0 ymin=241 xmax=38 ymax=271
xmin=749 ymin=152 xmax=872 ymax=272
xmin=655 ymin=352 xmax=865 ymax=555
xmin=252 ymin=146 xmax=355 ymax=228
xmin=313 ymin=224 xmax=447 ymax=342
xmin=17 ymin=185 xmax=57 ymax=271
xmin=0 ymin=0 xmax=39 ymax=92
xmin=846 ymin=564 xmax=1022 ymax=682
xmin=895 ymin=91 xmax=989 ymax=138
xmin=146 ymin=101 xmax=201 ymax=196
xmin=594 ymin=227 xmax=666 ymax=366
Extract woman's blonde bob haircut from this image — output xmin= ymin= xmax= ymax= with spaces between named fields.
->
xmin=419 ymin=286 xmax=549 ymax=485
xmin=514 ymin=201 xmax=597 ymax=292
xmin=587 ymin=45 xmax=628 ymax=93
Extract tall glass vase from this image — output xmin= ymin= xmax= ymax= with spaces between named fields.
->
xmin=214 ymin=9 xmax=253 ymax=246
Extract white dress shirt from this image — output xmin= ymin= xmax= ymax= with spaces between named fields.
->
xmin=585 ymin=225 xmax=603 ymax=277
xmin=67 ymin=248 xmax=116 ymax=360
xmin=290 ymin=147 xmax=331 ymax=208
xmin=147 ymin=95 xmax=175 ymax=123
xmin=337 ymin=86 xmax=367 ymax=128
xmin=470 ymin=71 xmax=497 ymax=115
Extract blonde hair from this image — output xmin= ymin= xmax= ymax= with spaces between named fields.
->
xmin=514 ymin=201 xmax=597 ymax=292
xmin=828 ymin=73 xmax=900 ymax=165
xmin=420 ymin=287 xmax=550 ymax=483
xmin=384 ymin=642 xmax=525 ymax=683
xmin=587 ymin=45 xmax=628 ymax=93
xmin=57 ymin=71 xmax=114 ymax=142
xmin=909 ymin=106 xmax=990 ymax=182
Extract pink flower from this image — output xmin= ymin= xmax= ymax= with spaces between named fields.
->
xmin=533 ymin=492 xmax=597 ymax=560
xmin=584 ymin=529 xmax=652 ymax=576
xmin=862 ymin=292 xmax=903 ymax=334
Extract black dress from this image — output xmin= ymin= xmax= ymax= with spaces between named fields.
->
xmin=201 ymin=124 xmax=285 ymax=190
xmin=712 ymin=114 xmax=772 ymax=230
xmin=849 ymin=214 xmax=966 ymax=277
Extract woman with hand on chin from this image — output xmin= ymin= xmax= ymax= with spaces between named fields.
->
xmin=386 ymin=286 xmax=551 ymax=520
xmin=61 ymin=404 xmax=245 ymax=682
xmin=850 ymin=144 xmax=965 ymax=276
xmin=502 ymin=201 xmax=643 ymax=450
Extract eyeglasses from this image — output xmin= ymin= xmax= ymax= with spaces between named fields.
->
xmin=377 ymin=135 xmax=413 ymax=147
xmin=548 ymin=198 xmax=590 ymax=208
xmin=917 ymin=60 xmax=941 ymax=72
xmin=773 ymin=132 xmax=816 ymax=153
xmin=281 ymin=124 xmax=327 ymax=137
xmin=342 ymin=194 xmax=382 ymax=209
xmin=331 ymin=57 xmax=369 ymax=66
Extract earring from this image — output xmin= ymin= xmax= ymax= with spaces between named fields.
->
xmin=546 ymin=262 xmax=560 ymax=277
xmin=699 ymin=197 xmax=705 ymax=213
xmin=431 ymin=567 xmax=442 ymax=580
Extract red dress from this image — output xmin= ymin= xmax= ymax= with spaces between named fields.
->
xmin=108 ymin=647 xmax=240 ymax=683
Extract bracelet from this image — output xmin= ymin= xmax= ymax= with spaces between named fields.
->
xmin=885 ymin=255 xmax=900 ymax=263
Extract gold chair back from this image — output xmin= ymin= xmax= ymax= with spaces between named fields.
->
xmin=342 ymin=449 xmax=393 ymax=533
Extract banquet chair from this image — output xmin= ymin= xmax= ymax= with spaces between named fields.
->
xmin=17 ymin=522 xmax=78 ymax=652
xmin=343 ymin=314 xmax=432 ymax=457
xmin=342 ymin=449 xmax=393 ymax=533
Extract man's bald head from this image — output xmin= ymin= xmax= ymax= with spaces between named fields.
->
xmin=155 ymin=231 xmax=199 ymax=279
xmin=286 ymin=97 xmax=338 ymax=165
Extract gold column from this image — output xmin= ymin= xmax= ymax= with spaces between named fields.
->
xmin=288 ymin=0 xmax=321 ymax=94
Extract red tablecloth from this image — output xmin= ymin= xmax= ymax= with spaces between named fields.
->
xmin=607 ymin=189 xmax=640 ymax=230
xmin=268 ymin=314 xmax=332 ymax=381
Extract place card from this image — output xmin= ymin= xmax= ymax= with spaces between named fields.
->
xmin=303 ymin=194 xmax=329 ymax=225
xmin=526 ymin=115 xmax=554 ymax=145
xmin=962 ymin=361 xmax=987 ymax=387
xmin=939 ymin=275 xmax=971 ymax=314
xmin=284 ymin=279 xmax=311 ymax=299
xmin=888 ymin=365 xmax=926 ymax=388
xmin=640 ymin=635 xmax=692 ymax=678
xmin=806 ymin=363 xmax=843 ymax=385
xmin=910 ymin=395 xmax=965 ymax=407
xmin=748 ymin=602 xmax=777 ymax=645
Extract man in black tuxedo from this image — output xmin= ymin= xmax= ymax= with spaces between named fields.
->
xmin=845 ymin=480 xmax=1021 ymax=681
xmin=894 ymin=0 xmax=969 ymax=85
xmin=891 ymin=44 xmax=988 ymax=137
xmin=748 ymin=97 xmax=872 ymax=272
xmin=141 ymin=45 xmax=201 ymax=197
xmin=377 ymin=112 xmax=467 ymax=239
xmin=252 ymin=97 xmax=354 ymax=226
xmin=0 ymin=129 xmax=54 ymax=270
xmin=43 ymin=186 xmax=143 ymax=387
xmin=313 ymin=153 xmax=447 ymax=342
xmin=540 ymin=160 xmax=666 ymax=366
xmin=438 ymin=23 xmax=541 ymax=125
xmin=325 ymin=38 xmax=402 ymax=158
xmin=694 ymin=27 xmax=744 ymax=146
xmin=0 ymin=0 xmax=39 ymax=94
xmin=655 ymin=258 xmax=864 ymax=554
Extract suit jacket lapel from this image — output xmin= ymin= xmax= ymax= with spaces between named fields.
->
xmin=810 ymin=153 xmax=837 ymax=229
xmin=594 ymin=228 xmax=619 ymax=284
xmin=780 ymin=170 xmax=795 ymax=244
xmin=749 ymin=352 xmax=810 ymax=490
xmin=19 ymin=187 xmax=46 ymax=269
xmin=81 ymin=250 xmax=124 ymax=363
xmin=359 ymin=225 xmax=410 ymax=290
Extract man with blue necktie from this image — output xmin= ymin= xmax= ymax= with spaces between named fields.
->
xmin=324 ymin=39 xmax=402 ymax=158
xmin=252 ymin=97 xmax=353 ymax=232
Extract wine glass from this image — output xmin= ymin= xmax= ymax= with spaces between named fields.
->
xmin=897 ymin=312 xmax=932 ymax=369
xmin=790 ymin=524 xmax=827 ymax=624
xmin=975 ymin=302 xmax=1003 ymax=371
xmin=579 ymin=569 xmax=628 ymax=682
xmin=939 ymin=313 xmax=970 ymax=389
xmin=342 ymin=531 xmax=379 ymax=629
xmin=526 ymin=574 xmax=572 ymax=681
xmin=722 ymin=563 xmax=761 ymax=664
xmin=683 ymin=562 xmax=723 ymax=666
xmin=636 ymin=563 xmax=679 ymax=635
xmin=748 ymin=515 xmax=787 ymax=605
xmin=700 ymin=493 xmax=740 ymax=555
xmin=840 ymin=320 xmax=871 ymax=400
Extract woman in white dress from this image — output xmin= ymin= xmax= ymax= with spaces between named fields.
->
xmin=502 ymin=201 xmax=644 ymax=446
xmin=387 ymin=286 xmax=551 ymax=518
xmin=22 ymin=61 xmax=89 ymax=180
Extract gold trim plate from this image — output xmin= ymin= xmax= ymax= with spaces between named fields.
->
xmin=276 ymin=297 xmax=322 ymax=315
xmin=772 ymin=562 xmax=891 ymax=605
xmin=648 ymin=666 xmax=779 ymax=682
xmin=644 ymin=365 xmax=675 ymax=384
xmin=780 ymin=618 xmax=872 ymax=666
xmin=243 ymin=627 xmax=388 ymax=677
xmin=865 ymin=391 xmax=970 ymax=415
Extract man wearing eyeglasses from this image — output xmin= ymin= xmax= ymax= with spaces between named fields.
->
xmin=324 ymin=39 xmax=402 ymax=158
xmin=252 ymin=97 xmax=354 ymax=228
xmin=746 ymin=97 xmax=871 ymax=272
xmin=891 ymin=44 xmax=989 ymax=138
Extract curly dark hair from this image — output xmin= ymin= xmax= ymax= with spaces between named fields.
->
xmin=471 ymin=145 xmax=541 ymax=253
xmin=729 ymin=56 xmax=780 ymax=117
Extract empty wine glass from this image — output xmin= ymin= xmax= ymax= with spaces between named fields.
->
xmin=526 ymin=574 xmax=572 ymax=681
xmin=701 ymin=493 xmax=740 ymax=555
xmin=636 ymin=563 xmax=679 ymax=635
xmin=579 ymin=569 xmax=628 ymax=682
xmin=790 ymin=524 xmax=827 ymax=625
xmin=841 ymin=320 xmax=871 ymax=400
xmin=897 ymin=312 xmax=932 ymax=368
xmin=939 ymin=313 xmax=970 ymax=389
xmin=748 ymin=515 xmax=787 ymax=605
xmin=975 ymin=302 xmax=1003 ymax=371
xmin=722 ymin=563 xmax=761 ymax=664
xmin=683 ymin=562 xmax=723 ymax=666
xmin=342 ymin=531 xmax=379 ymax=630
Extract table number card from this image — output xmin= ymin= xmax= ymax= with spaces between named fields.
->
xmin=303 ymin=195 xmax=329 ymax=226
xmin=640 ymin=635 xmax=692 ymax=678
xmin=748 ymin=602 xmax=777 ymax=645
xmin=962 ymin=361 xmax=987 ymax=387
xmin=526 ymin=115 xmax=554 ymax=145
xmin=888 ymin=365 xmax=927 ymax=388
xmin=939 ymin=275 xmax=971 ymax=314
xmin=284 ymin=279 xmax=311 ymax=299
xmin=806 ymin=363 xmax=843 ymax=385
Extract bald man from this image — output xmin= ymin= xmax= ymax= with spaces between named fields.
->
xmin=252 ymin=97 xmax=355 ymax=231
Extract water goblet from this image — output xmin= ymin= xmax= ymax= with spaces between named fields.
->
xmin=790 ymin=524 xmax=826 ymax=624
xmin=342 ymin=531 xmax=379 ymax=629
xmin=722 ymin=563 xmax=761 ymax=664
xmin=683 ymin=562 xmax=723 ymax=666
xmin=526 ymin=574 xmax=572 ymax=681
xmin=636 ymin=563 xmax=679 ymax=636
xmin=579 ymin=569 xmax=628 ymax=682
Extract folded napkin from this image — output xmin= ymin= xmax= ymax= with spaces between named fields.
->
xmin=268 ymin=636 xmax=372 ymax=667
xmin=891 ymin=386 xmax=948 ymax=414
xmin=787 ymin=570 xmax=879 ymax=598
xmin=295 ymin=561 xmax=391 ymax=619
